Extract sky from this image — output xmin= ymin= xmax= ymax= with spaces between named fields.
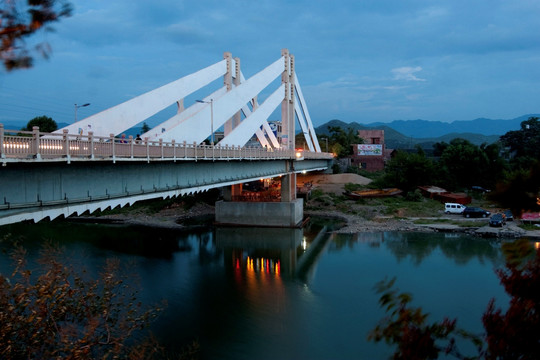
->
xmin=1 ymin=0 xmax=539 ymax=129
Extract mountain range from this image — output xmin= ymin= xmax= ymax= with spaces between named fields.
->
xmin=3 ymin=114 xmax=538 ymax=151
xmin=314 ymin=114 xmax=539 ymax=150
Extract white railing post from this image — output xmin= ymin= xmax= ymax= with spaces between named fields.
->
xmin=145 ymin=137 xmax=150 ymax=162
xmin=63 ymin=129 xmax=70 ymax=162
xmin=0 ymin=124 xmax=4 ymax=159
xmin=129 ymin=135 xmax=134 ymax=159
xmin=32 ymin=126 xmax=41 ymax=160
xmin=194 ymin=141 xmax=197 ymax=161
xmin=159 ymin=139 xmax=164 ymax=159
xmin=183 ymin=140 xmax=187 ymax=159
xmin=88 ymin=131 xmax=94 ymax=159
xmin=172 ymin=139 xmax=176 ymax=161
xmin=110 ymin=133 xmax=116 ymax=163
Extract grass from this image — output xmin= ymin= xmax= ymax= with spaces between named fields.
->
xmin=413 ymin=218 xmax=487 ymax=227
xmin=519 ymin=223 xmax=540 ymax=231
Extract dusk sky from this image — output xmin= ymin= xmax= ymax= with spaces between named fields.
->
xmin=1 ymin=0 xmax=539 ymax=128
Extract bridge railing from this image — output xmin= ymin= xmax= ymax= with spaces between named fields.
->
xmin=0 ymin=124 xmax=334 ymax=162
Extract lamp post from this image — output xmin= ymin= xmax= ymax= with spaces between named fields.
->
xmin=322 ymin=137 xmax=328 ymax=152
xmin=196 ymin=98 xmax=214 ymax=146
xmin=74 ymin=103 xmax=90 ymax=122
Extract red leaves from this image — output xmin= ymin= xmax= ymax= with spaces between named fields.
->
xmin=0 ymin=242 xmax=165 ymax=359
xmin=0 ymin=0 xmax=72 ymax=70
xmin=370 ymin=240 xmax=540 ymax=359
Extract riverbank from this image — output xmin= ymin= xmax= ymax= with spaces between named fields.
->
xmin=79 ymin=174 xmax=540 ymax=239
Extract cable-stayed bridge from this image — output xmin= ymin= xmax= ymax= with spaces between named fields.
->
xmin=0 ymin=49 xmax=332 ymax=227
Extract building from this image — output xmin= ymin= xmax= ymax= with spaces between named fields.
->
xmin=350 ymin=129 xmax=392 ymax=172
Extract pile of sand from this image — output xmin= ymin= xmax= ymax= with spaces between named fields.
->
xmin=299 ymin=173 xmax=371 ymax=185
xmin=297 ymin=173 xmax=371 ymax=195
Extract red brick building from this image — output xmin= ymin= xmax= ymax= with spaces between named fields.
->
xmin=350 ymin=129 xmax=392 ymax=172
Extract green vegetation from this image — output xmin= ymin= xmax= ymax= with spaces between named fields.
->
xmin=346 ymin=117 xmax=540 ymax=216
xmin=23 ymin=115 xmax=58 ymax=133
xmin=519 ymin=223 xmax=540 ymax=231
xmin=413 ymin=218 xmax=486 ymax=227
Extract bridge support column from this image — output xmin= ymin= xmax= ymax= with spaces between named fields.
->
xmin=280 ymin=173 xmax=296 ymax=202
xmin=222 ymin=184 xmax=242 ymax=201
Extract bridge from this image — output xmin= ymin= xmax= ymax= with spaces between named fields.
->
xmin=0 ymin=49 xmax=332 ymax=227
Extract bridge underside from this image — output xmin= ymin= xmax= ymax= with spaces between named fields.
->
xmin=0 ymin=159 xmax=329 ymax=226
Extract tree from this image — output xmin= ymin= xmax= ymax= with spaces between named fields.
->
xmin=23 ymin=114 xmax=57 ymax=132
xmin=491 ymin=117 xmax=540 ymax=214
xmin=500 ymin=117 xmax=540 ymax=168
xmin=0 ymin=0 xmax=72 ymax=71
xmin=369 ymin=239 xmax=540 ymax=360
xmin=327 ymin=125 xmax=363 ymax=158
xmin=0 ymin=240 xmax=172 ymax=359
xmin=379 ymin=147 xmax=436 ymax=193
xmin=141 ymin=122 xmax=150 ymax=133
xmin=437 ymin=138 xmax=490 ymax=190
xmin=490 ymin=160 xmax=540 ymax=216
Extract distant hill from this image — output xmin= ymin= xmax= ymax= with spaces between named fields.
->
xmin=314 ymin=119 xmax=502 ymax=150
xmin=367 ymin=114 xmax=539 ymax=138
xmin=1 ymin=122 xmax=70 ymax=131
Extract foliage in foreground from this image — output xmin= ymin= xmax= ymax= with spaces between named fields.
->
xmin=369 ymin=239 xmax=540 ymax=359
xmin=1 ymin=0 xmax=72 ymax=70
xmin=0 ymin=239 xmax=185 ymax=360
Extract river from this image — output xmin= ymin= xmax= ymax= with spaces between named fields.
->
xmin=0 ymin=218 xmax=512 ymax=359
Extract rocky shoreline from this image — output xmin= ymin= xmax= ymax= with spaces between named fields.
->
xmin=79 ymin=202 xmax=540 ymax=240
xmin=305 ymin=209 xmax=540 ymax=239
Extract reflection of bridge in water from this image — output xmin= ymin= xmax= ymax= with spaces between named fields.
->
xmin=216 ymin=222 xmax=333 ymax=283
xmin=0 ymin=49 xmax=333 ymax=227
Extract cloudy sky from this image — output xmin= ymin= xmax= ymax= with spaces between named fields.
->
xmin=1 ymin=0 xmax=539 ymax=128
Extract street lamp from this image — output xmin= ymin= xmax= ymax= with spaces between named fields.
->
xmin=74 ymin=103 xmax=90 ymax=122
xmin=195 ymin=99 xmax=214 ymax=146
xmin=322 ymin=137 xmax=328 ymax=152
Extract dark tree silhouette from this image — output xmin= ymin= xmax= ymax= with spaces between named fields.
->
xmin=0 ymin=0 xmax=72 ymax=71
xmin=23 ymin=114 xmax=57 ymax=132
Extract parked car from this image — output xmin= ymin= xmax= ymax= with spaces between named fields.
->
xmin=471 ymin=186 xmax=491 ymax=193
xmin=445 ymin=203 xmax=466 ymax=214
xmin=489 ymin=213 xmax=506 ymax=227
xmin=463 ymin=207 xmax=491 ymax=218
xmin=503 ymin=209 xmax=514 ymax=221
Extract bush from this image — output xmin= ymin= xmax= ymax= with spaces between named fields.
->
xmin=405 ymin=189 xmax=423 ymax=202
xmin=0 ymin=239 xmax=170 ymax=360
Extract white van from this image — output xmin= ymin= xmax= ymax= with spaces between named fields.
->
xmin=445 ymin=203 xmax=466 ymax=214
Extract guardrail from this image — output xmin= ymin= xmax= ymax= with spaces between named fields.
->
xmin=0 ymin=124 xmax=334 ymax=163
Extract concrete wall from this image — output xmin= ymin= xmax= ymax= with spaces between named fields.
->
xmin=215 ymin=199 xmax=304 ymax=227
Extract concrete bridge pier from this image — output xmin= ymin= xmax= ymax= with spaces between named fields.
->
xmin=215 ymin=168 xmax=304 ymax=228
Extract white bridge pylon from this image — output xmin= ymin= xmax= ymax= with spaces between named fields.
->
xmin=57 ymin=50 xmax=321 ymax=152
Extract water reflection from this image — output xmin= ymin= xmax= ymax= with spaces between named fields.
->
xmin=329 ymin=231 xmax=504 ymax=267
xmin=0 ymin=219 xmax=513 ymax=360
xmin=216 ymin=224 xmax=333 ymax=284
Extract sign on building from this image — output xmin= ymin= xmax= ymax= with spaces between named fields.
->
xmin=357 ymin=144 xmax=382 ymax=156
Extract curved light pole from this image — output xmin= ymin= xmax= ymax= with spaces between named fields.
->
xmin=74 ymin=103 xmax=90 ymax=123
xmin=195 ymin=99 xmax=214 ymax=146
